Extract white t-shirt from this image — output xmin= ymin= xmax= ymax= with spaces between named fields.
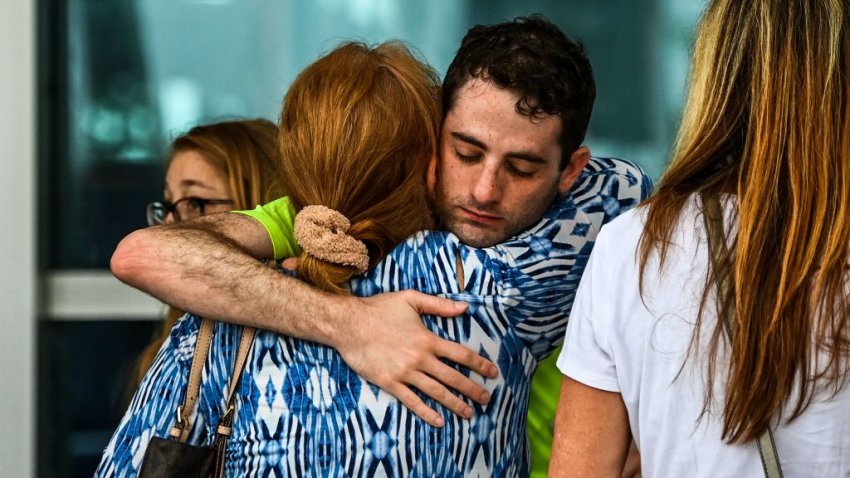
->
xmin=557 ymin=196 xmax=850 ymax=477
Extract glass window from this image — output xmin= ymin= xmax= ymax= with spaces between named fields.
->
xmin=45 ymin=0 xmax=703 ymax=268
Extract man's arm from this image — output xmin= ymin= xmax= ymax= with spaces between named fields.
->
xmin=111 ymin=212 xmax=497 ymax=427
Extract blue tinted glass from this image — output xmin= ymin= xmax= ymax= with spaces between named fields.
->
xmin=38 ymin=321 xmax=159 ymax=477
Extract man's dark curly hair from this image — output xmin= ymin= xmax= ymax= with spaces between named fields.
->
xmin=443 ymin=14 xmax=595 ymax=169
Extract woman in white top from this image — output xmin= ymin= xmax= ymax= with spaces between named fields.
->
xmin=550 ymin=0 xmax=850 ymax=476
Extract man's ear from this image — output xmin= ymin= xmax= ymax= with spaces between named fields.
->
xmin=426 ymin=154 xmax=438 ymax=197
xmin=558 ymin=146 xmax=591 ymax=194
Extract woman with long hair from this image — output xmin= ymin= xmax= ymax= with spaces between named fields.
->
xmin=134 ymin=119 xmax=283 ymax=385
xmin=550 ymin=0 xmax=850 ymax=476
xmin=98 ymin=41 xmax=441 ymax=476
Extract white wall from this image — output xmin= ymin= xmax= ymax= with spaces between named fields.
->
xmin=0 ymin=0 xmax=36 ymax=476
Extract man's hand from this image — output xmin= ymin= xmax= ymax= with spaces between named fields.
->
xmin=113 ymin=213 xmax=498 ymax=427
xmin=332 ymin=290 xmax=499 ymax=428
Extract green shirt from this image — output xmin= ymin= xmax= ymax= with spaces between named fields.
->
xmin=527 ymin=347 xmax=562 ymax=477
xmin=233 ymin=196 xmax=300 ymax=260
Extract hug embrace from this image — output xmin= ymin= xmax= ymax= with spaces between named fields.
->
xmin=98 ymin=1 xmax=850 ymax=476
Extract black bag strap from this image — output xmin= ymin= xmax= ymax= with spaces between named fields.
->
xmin=702 ymin=195 xmax=784 ymax=478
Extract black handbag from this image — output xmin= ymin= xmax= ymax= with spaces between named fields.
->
xmin=138 ymin=437 xmax=215 ymax=477
xmin=139 ymin=319 xmax=255 ymax=478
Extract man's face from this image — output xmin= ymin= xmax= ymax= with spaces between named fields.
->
xmin=433 ymin=79 xmax=589 ymax=248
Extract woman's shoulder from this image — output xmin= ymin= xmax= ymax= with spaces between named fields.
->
xmin=571 ymin=157 xmax=653 ymax=213
xmin=353 ymin=230 xmax=456 ymax=295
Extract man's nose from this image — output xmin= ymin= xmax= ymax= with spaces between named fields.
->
xmin=471 ymin=166 xmax=503 ymax=206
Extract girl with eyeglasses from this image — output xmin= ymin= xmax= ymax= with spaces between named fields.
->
xmin=135 ymin=119 xmax=282 ymax=384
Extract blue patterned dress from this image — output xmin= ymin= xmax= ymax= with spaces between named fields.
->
xmin=96 ymin=157 xmax=651 ymax=477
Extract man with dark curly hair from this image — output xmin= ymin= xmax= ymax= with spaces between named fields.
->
xmin=433 ymin=19 xmax=634 ymax=475
xmin=436 ymin=15 xmax=597 ymax=249
xmin=108 ymin=15 xmax=651 ymax=476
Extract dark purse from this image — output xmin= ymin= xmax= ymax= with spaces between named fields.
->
xmin=139 ymin=319 xmax=256 ymax=478
xmin=138 ymin=437 xmax=215 ymax=477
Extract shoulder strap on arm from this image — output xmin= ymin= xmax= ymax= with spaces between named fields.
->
xmin=169 ymin=317 xmax=215 ymax=442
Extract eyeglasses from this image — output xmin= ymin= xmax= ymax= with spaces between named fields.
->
xmin=146 ymin=197 xmax=234 ymax=226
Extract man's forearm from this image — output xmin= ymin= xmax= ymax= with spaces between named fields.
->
xmin=112 ymin=212 xmax=496 ymax=425
xmin=110 ymin=213 xmax=347 ymax=347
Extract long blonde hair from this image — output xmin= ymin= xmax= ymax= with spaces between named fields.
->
xmin=640 ymin=0 xmax=850 ymax=443
xmin=277 ymin=42 xmax=440 ymax=293
xmin=135 ymin=119 xmax=282 ymax=384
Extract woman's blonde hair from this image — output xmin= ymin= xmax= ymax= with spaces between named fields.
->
xmin=170 ymin=119 xmax=282 ymax=210
xmin=136 ymin=119 xmax=282 ymax=384
xmin=278 ymin=42 xmax=440 ymax=293
xmin=640 ymin=0 xmax=850 ymax=443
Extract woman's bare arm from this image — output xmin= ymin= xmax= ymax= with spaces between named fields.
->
xmin=549 ymin=376 xmax=632 ymax=477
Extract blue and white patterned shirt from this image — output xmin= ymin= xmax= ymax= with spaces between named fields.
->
xmin=96 ymin=157 xmax=651 ymax=477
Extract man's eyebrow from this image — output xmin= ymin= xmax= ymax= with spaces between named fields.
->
xmin=450 ymin=131 xmax=488 ymax=151
xmin=505 ymin=152 xmax=547 ymax=164
xmin=450 ymin=130 xmax=547 ymax=164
